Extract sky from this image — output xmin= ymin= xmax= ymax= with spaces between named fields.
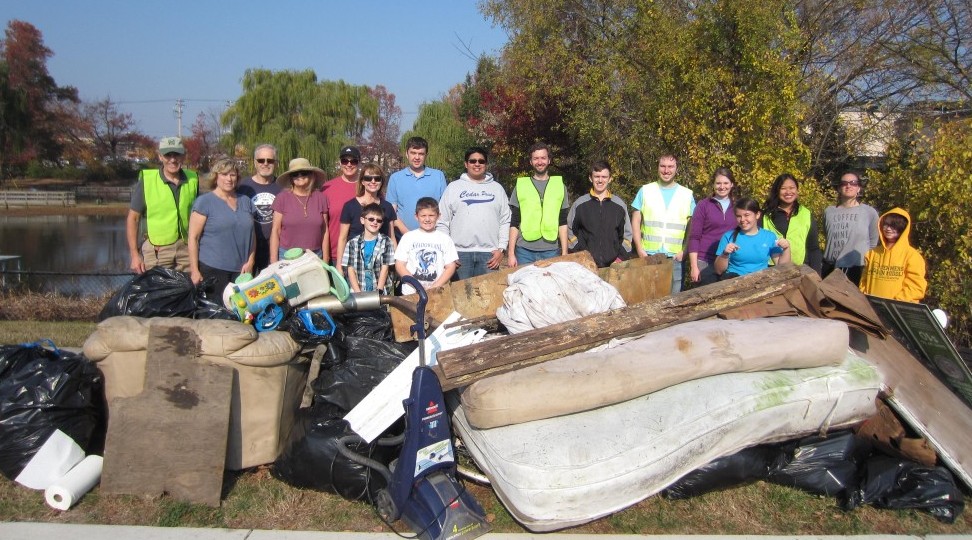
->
xmin=2 ymin=0 xmax=509 ymax=140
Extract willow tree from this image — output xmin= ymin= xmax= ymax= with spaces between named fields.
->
xmin=222 ymin=69 xmax=377 ymax=173
xmin=478 ymin=0 xmax=812 ymax=203
xmin=402 ymin=98 xmax=474 ymax=181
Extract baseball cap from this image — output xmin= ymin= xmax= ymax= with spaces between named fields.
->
xmin=339 ymin=146 xmax=361 ymax=160
xmin=158 ymin=137 xmax=186 ymax=155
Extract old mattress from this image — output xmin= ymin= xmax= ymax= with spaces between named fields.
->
xmin=461 ymin=317 xmax=850 ymax=429
xmin=452 ymin=352 xmax=881 ymax=531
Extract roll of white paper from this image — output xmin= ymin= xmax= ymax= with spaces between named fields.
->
xmin=44 ymin=455 xmax=103 ymax=511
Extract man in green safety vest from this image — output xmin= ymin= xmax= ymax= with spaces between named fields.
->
xmin=126 ymin=137 xmax=199 ymax=274
xmin=507 ymin=142 xmax=570 ymax=267
xmin=631 ymin=154 xmax=696 ymax=294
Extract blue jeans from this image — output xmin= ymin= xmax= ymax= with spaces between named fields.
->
xmin=515 ymin=245 xmax=560 ymax=265
xmin=456 ymin=251 xmax=494 ymax=280
xmin=670 ymin=257 xmax=683 ymax=294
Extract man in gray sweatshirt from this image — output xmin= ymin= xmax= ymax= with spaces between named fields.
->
xmin=437 ymin=146 xmax=511 ymax=279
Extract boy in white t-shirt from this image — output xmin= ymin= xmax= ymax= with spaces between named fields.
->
xmin=395 ymin=197 xmax=458 ymax=295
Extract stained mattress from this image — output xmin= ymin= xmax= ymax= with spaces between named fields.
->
xmin=453 ymin=352 xmax=882 ymax=531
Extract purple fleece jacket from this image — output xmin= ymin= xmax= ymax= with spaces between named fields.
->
xmin=688 ymin=197 xmax=736 ymax=263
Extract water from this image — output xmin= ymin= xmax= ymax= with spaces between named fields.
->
xmin=0 ymin=214 xmax=132 ymax=296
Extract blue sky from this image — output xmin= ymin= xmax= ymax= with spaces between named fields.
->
xmin=2 ymin=0 xmax=509 ymax=140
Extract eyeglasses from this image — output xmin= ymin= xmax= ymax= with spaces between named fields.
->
xmin=365 ymin=217 xmax=384 ymax=223
xmin=840 ymin=180 xmax=861 ymax=187
xmin=292 ymin=171 xmax=312 ymax=179
xmin=466 ymin=159 xmax=487 ymax=165
xmin=361 ymin=175 xmax=383 ymax=183
xmin=256 ymin=158 xmax=276 ymax=165
xmin=341 ymin=158 xmax=359 ymax=165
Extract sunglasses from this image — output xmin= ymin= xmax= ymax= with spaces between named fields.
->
xmin=466 ymin=158 xmax=487 ymax=165
xmin=840 ymin=180 xmax=860 ymax=187
xmin=361 ymin=175 xmax=383 ymax=183
xmin=365 ymin=217 xmax=384 ymax=223
xmin=292 ymin=171 xmax=312 ymax=179
xmin=255 ymin=158 xmax=276 ymax=164
xmin=341 ymin=158 xmax=359 ymax=165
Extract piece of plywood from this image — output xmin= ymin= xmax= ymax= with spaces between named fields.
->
xmin=101 ymin=326 xmax=232 ymax=506
xmin=850 ymin=328 xmax=972 ymax=490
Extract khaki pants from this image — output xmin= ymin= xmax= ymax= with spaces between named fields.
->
xmin=141 ymin=238 xmax=191 ymax=272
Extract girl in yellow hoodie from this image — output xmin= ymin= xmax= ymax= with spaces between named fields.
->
xmin=859 ymin=208 xmax=927 ymax=302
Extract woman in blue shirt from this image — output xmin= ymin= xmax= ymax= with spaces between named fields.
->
xmin=715 ymin=198 xmax=790 ymax=279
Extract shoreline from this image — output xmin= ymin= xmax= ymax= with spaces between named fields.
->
xmin=2 ymin=203 xmax=129 ymax=217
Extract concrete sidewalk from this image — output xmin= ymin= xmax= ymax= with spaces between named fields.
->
xmin=2 ymin=523 xmax=972 ymax=540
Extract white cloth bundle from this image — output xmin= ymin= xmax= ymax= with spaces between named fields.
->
xmin=496 ymin=262 xmax=626 ymax=334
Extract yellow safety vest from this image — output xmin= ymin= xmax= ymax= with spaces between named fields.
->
xmin=638 ymin=182 xmax=693 ymax=254
xmin=142 ymin=168 xmax=198 ymax=245
xmin=763 ymin=205 xmax=811 ymax=265
xmin=515 ymin=176 xmax=565 ymax=242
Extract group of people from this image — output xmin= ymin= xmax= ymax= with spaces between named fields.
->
xmin=125 ymin=136 xmax=927 ymax=305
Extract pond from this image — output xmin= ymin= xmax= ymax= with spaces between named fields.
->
xmin=0 ymin=214 xmax=132 ymax=296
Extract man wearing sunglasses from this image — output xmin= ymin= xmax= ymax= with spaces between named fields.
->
xmin=323 ymin=145 xmax=362 ymax=262
xmin=237 ymin=143 xmax=281 ymax=273
xmin=387 ymin=136 xmax=447 ymax=238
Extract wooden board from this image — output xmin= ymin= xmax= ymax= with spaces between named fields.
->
xmin=436 ymin=264 xmax=813 ymax=389
xmin=850 ymin=328 xmax=972 ymax=489
xmin=101 ymin=326 xmax=232 ymax=507
xmin=388 ymin=251 xmax=670 ymax=341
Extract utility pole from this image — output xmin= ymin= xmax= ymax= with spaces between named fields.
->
xmin=174 ymin=99 xmax=185 ymax=137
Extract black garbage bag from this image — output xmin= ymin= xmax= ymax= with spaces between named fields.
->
xmin=313 ymin=335 xmax=415 ymax=413
xmin=0 ymin=341 xmax=107 ymax=480
xmin=766 ymin=431 xmax=865 ymax=497
xmin=99 ymin=267 xmax=235 ymax=321
xmin=271 ymin=402 xmax=397 ymax=500
xmin=842 ymin=456 xmax=964 ymax=523
xmin=278 ymin=309 xmax=334 ymax=348
xmin=334 ymin=309 xmax=394 ymax=342
xmin=663 ymin=445 xmax=777 ymax=499
xmin=272 ymin=332 xmax=414 ymax=498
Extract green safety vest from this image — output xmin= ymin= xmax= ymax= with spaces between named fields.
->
xmin=142 ymin=168 xmax=198 ymax=245
xmin=515 ymin=176 xmax=565 ymax=242
xmin=763 ymin=205 xmax=811 ymax=265
xmin=638 ymin=182 xmax=693 ymax=254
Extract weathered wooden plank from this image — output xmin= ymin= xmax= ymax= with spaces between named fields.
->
xmin=101 ymin=326 xmax=232 ymax=507
xmin=850 ymin=328 xmax=972 ymax=489
xmin=436 ymin=264 xmax=814 ymax=390
xmin=388 ymin=251 xmax=671 ymax=342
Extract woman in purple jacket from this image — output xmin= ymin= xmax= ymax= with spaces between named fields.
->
xmin=688 ymin=167 xmax=739 ymax=286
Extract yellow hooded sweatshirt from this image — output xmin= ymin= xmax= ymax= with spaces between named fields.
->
xmin=859 ymin=207 xmax=927 ymax=302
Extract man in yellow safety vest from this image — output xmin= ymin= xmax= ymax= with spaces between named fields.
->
xmin=631 ymin=154 xmax=696 ymax=294
xmin=126 ymin=136 xmax=199 ymax=274
xmin=507 ymin=142 xmax=570 ymax=267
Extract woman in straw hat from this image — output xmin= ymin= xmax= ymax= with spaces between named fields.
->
xmin=269 ymin=158 xmax=330 ymax=263
xmin=187 ymin=157 xmax=256 ymax=296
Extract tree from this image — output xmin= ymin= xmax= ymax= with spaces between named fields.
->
xmin=478 ymin=0 xmax=812 ymax=203
xmin=869 ymin=117 xmax=972 ymax=347
xmin=402 ymin=98 xmax=474 ymax=181
xmin=183 ymin=110 xmax=222 ymax=169
xmin=222 ymin=69 xmax=377 ymax=174
xmin=0 ymin=20 xmax=78 ymax=175
xmin=0 ymin=60 xmax=28 ymax=178
xmin=80 ymin=97 xmax=138 ymax=160
xmin=360 ymin=85 xmax=402 ymax=170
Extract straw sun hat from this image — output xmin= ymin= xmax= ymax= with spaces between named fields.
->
xmin=277 ymin=158 xmax=327 ymax=189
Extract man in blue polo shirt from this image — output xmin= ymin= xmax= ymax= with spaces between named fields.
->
xmin=387 ymin=136 xmax=446 ymax=238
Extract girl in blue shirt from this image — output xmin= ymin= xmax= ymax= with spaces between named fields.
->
xmin=715 ymin=198 xmax=791 ymax=278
